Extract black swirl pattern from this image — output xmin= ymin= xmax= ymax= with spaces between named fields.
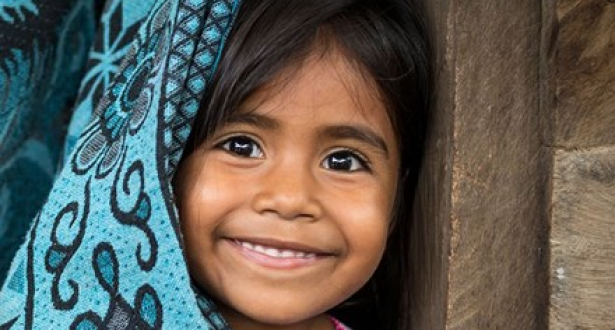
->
xmin=69 ymin=311 xmax=104 ymax=330
xmin=44 ymin=179 xmax=91 ymax=310
xmin=111 ymin=159 xmax=157 ymax=271
xmin=69 ymin=243 xmax=163 ymax=329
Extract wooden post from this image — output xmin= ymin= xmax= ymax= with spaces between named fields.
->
xmin=411 ymin=0 xmax=550 ymax=328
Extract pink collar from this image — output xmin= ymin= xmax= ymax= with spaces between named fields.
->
xmin=330 ymin=316 xmax=351 ymax=330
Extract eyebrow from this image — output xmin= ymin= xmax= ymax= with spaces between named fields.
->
xmin=226 ymin=112 xmax=389 ymax=158
xmin=226 ymin=112 xmax=279 ymax=130
xmin=322 ymin=125 xmax=390 ymax=158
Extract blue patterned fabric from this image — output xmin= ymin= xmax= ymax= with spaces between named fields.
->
xmin=0 ymin=0 xmax=242 ymax=328
xmin=62 ymin=0 xmax=157 ymax=163
xmin=0 ymin=0 xmax=98 ymax=286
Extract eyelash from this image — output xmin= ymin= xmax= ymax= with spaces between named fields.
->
xmin=215 ymin=135 xmax=371 ymax=172
xmin=322 ymin=148 xmax=371 ymax=172
xmin=215 ymin=135 xmax=264 ymax=158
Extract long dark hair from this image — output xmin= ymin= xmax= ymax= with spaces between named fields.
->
xmin=184 ymin=0 xmax=431 ymax=328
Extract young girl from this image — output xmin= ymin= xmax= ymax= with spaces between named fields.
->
xmin=0 ymin=0 xmax=428 ymax=329
xmin=175 ymin=1 xmax=430 ymax=329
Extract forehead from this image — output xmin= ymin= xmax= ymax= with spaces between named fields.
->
xmin=240 ymin=47 xmax=388 ymax=127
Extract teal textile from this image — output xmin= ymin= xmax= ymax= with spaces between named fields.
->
xmin=0 ymin=0 xmax=98 ymax=286
xmin=0 ymin=0 xmax=241 ymax=328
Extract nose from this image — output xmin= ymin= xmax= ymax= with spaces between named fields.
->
xmin=251 ymin=162 xmax=323 ymax=221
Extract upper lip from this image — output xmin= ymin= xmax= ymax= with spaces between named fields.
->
xmin=228 ymin=236 xmax=335 ymax=256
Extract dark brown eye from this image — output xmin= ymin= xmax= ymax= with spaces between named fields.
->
xmin=323 ymin=150 xmax=369 ymax=172
xmin=219 ymin=136 xmax=263 ymax=158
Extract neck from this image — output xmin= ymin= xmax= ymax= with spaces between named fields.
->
xmin=220 ymin=306 xmax=334 ymax=330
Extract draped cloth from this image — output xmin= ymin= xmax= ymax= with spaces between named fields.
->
xmin=0 ymin=0 xmax=242 ymax=328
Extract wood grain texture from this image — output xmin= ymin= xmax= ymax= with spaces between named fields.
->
xmin=415 ymin=0 xmax=613 ymax=328
xmin=551 ymin=0 xmax=615 ymax=147
xmin=550 ymin=147 xmax=615 ymax=329
xmin=446 ymin=1 xmax=548 ymax=329
xmin=411 ymin=0 xmax=549 ymax=329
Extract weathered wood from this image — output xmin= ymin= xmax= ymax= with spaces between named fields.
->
xmin=544 ymin=0 xmax=615 ymax=328
xmin=412 ymin=0 xmax=549 ymax=329
xmin=446 ymin=2 xmax=548 ymax=329
xmin=413 ymin=0 xmax=614 ymax=328
xmin=550 ymin=147 xmax=615 ymax=329
xmin=549 ymin=0 xmax=615 ymax=147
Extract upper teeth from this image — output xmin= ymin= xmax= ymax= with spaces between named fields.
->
xmin=238 ymin=241 xmax=316 ymax=259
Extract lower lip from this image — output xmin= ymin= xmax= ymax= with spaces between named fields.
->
xmin=226 ymin=239 xmax=324 ymax=270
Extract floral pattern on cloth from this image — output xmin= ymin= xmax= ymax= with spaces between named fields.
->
xmin=0 ymin=0 xmax=242 ymax=328
xmin=0 ymin=0 xmax=157 ymax=289
xmin=0 ymin=0 xmax=97 ymax=287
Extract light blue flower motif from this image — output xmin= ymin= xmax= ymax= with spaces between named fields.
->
xmin=0 ymin=0 xmax=37 ymax=23
xmin=71 ymin=32 xmax=161 ymax=179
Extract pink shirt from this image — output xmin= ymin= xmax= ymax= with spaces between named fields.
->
xmin=330 ymin=316 xmax=352 ymax=330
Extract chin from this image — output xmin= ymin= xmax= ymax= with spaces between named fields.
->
xmin=219 ymin=296 xmax=332 ymax=328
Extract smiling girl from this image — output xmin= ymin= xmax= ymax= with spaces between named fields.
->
xmin=174 ymin=0 xmax=430 ymax=329
xmin=0 ymin=0 xmax=429 ymax=329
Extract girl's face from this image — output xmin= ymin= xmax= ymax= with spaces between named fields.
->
xmin=175 ymin=50 xmax=399 ymax=329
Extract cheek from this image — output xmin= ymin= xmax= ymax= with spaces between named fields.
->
xmin=335 ymin=181 xmax=395 ymax=234
xmin=175 ymin=161 xmax=230 ymax=253
xmin=178 ymin=162 xmax=241 ymax=221
xmin=357 ymin=178 xmax=395 ymax=230
xmin=332 ymin=186 xmax=392 ymax=276
xmin=175 ymin=167 xmax=233 ymax=290
xmin=344 ymin=205 xmax=389 ymax=260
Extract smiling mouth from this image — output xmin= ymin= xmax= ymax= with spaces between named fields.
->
xmin=234 ymin=240 xmax=318 ymax=259
xmin=227 ymin=238 xmax=334 ymax=269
